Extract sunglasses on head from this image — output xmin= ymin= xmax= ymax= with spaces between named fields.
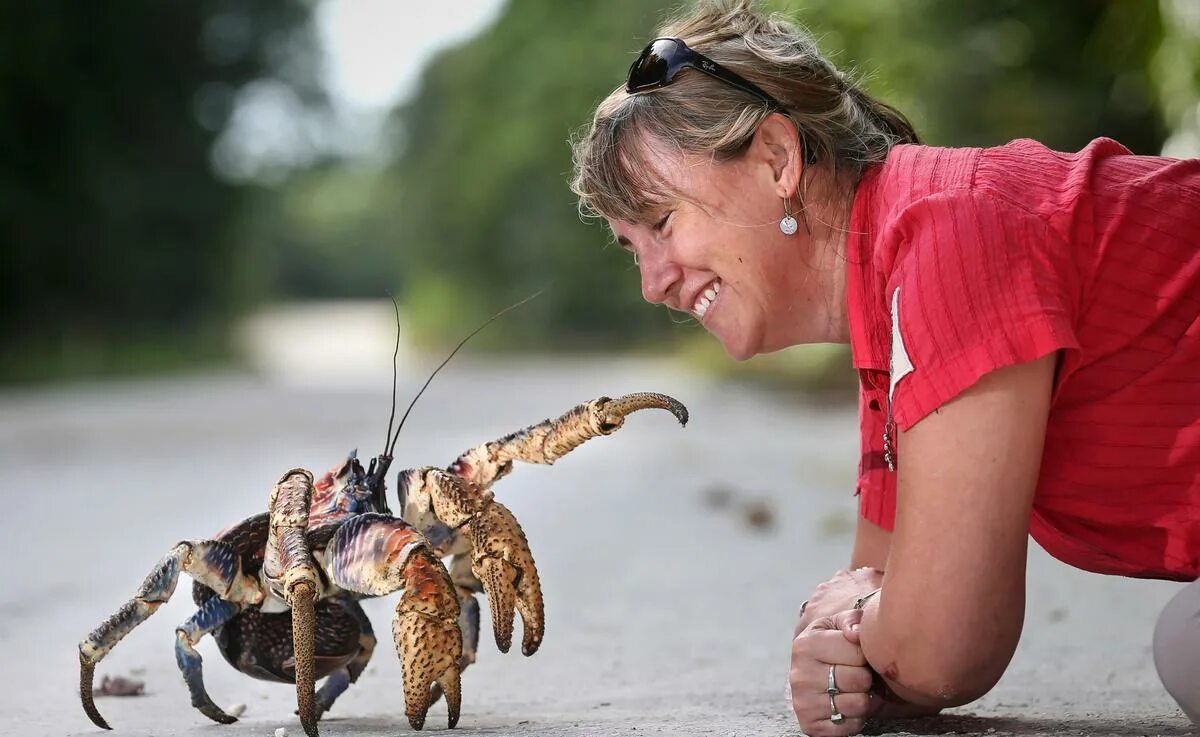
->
xmin=626 ymin=37 xmax=816 ymax=163
xmin=626 ymin=37 xmax=788 ymax=110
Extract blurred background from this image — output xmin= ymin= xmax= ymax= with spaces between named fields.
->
xmin=4 ymin=5 xmax=1200 ymax=734
xmin=3 ymin=0 xmax=1198 ymax=389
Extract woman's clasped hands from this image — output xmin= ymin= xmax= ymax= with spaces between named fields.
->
xmin=789 ymin=568 xmax=885 ymax=736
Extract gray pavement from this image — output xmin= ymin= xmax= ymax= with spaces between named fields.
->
xmin=0 ymin=355 xmax=1193 ymax=737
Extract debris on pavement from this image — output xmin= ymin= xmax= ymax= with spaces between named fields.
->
xmin=700 ymin=483 xmax=735 ymax=509
xmin=95 ymin=675 xmax=144 ymax=697
xmin=700 ymin=482 xmax=778 ymax=533
xmin=740 ymin=497 xmax=777 ymax=532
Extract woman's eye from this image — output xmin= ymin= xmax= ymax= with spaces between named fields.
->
xmin=652 ymin=211 xmax=672 ymax=232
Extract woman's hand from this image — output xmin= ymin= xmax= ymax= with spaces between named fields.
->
xmin=789 ymin=608 xmax=881 ymax=736
xmin=794 ymin=567 xmax=884 ymax=638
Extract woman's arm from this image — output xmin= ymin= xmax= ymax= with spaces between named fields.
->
xmin=850 ymin=513 xmax=892 ymax=570
xmin=857 ymin=353 xmax=1056 ymax=708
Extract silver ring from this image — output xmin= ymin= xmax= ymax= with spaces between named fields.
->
xmin=826 ymin=664 xmax=839 ymax=695
xmin=829 ymin=692 xmax=844 ymax=724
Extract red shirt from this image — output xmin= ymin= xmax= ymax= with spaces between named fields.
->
xmin=848 ymin=137 xmax=1200 ymax=581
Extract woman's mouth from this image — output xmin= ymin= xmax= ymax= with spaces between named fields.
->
xmin=692 ymin=278 xmax=722 ymax=321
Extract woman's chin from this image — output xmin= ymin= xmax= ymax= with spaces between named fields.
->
xmin=714 ymin=330 xmax=758 ymax=362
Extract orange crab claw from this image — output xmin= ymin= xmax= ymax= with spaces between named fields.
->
xmin=394 ymin=548 xmax=463 ymax=730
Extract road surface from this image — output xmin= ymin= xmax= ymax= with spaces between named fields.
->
xmin=0 ymin=355 xmax=1191 ymax=737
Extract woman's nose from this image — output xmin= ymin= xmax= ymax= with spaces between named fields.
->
xmin=639 ymin=251 xmax=683 ymax=305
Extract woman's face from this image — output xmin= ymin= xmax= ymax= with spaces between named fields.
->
xmin=606 ymin=118 xmax=844 ymax=360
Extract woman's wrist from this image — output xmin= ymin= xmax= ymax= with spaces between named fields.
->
xmin=854 ymin=586 xmax=882 ymax=610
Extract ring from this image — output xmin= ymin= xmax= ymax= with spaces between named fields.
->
xmin=827 ymin=665 xmax=844 ymax=723
xmin=829 ymin=692 xmax=844 ymax=724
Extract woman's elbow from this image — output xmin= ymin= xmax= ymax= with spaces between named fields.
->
xmin=874 ymin=639 xmax=1015 ymax=708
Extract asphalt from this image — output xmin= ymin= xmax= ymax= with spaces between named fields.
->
xmin=0 ymin=355 xmax=1192 ymax=737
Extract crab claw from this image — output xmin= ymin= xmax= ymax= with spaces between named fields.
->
xmin=465 ymin=501 xmax=544 ymax=656
xmin=395 ymin=549 xmax=463 ymax=730
xmin=595 ymin=392 xmax=688 ymax=432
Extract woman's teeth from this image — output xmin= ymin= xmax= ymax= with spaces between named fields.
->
xmin=693 ymin=279 xmax=721 ymax=318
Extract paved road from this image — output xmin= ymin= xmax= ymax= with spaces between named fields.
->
xmin=0 ymin=356 xmax=1192 ymax=737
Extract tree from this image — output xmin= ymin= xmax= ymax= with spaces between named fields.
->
xmin=0 ymin=0 xmax=324 ymax=380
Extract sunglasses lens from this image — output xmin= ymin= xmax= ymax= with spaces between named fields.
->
xmin=628 ymin=39 xmax=683 ymax=92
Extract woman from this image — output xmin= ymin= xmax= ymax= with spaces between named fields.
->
xmin=570 ymin=1 xmax=1200 ymax=735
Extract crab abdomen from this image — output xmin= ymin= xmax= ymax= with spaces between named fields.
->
xmin=212 ymin=599 xmax=362 ymax=683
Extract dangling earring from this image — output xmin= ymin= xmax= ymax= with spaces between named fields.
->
xmin=779 ymin=197 xmax=799 ymax=236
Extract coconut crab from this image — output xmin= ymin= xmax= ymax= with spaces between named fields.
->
xmin=78 ymin=378 xmax=686 ymax=736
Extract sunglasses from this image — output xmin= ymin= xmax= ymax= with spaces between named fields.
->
xmin=626 ymin=37 xmax=788 ymax=111
xmin=626 ymin=37 xmax=817 ymax=163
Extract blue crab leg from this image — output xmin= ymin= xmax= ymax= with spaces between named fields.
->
xmin=79 ymin=539 xmax=262 ymax=730
xmin=312 ymin=598 xmax=377 ymax=718
xmin=176 ymin=598 xmax=243 ymax=724
xmin=324 ymin=514 xmax=462 ymax=730
xmin=450 ymin=557 xmax=483 ymax=670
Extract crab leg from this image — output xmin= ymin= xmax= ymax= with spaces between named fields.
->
xmin=262 ymin=468 xmax=322 ymax=737
xmin=78 ymin=539 xmax=262 ymax=730
xmin=448 ymin=555 xmax=482 ymax=669
xmin=446 ymin=392 xmax=688 ymax=488
xmin=400 ymin=468 xmax=544 ymax=657
xmin=411 ymin=392 xmax=688 ymax=673
xmin=176 ymin=598 xmax=243 ymax=724
xmin=324 ymin=514 xmax=462 ymax=730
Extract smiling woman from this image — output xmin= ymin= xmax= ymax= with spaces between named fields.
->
xmin=570 ymin=1 xmax=1200 ymax=735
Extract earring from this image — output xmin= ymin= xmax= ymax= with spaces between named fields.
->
xmin=779 ymin=197 xmax=799 ymax=236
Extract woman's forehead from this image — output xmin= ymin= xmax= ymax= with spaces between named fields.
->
xmin=617 ymin=133 xmax=717 ymax=214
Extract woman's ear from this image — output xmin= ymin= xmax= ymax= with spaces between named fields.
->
xmin=749 ymin=112 xmax=802 ymax=198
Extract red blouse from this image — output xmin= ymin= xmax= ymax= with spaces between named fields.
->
xmin=848 ymin=137 xmax=1200 ymax=581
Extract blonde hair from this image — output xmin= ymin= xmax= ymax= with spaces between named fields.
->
xmin=570 ymin=0 xmax=918 ymax=224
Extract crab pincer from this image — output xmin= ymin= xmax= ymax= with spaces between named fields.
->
xmin=465 ymin=500 xmax=544 ymax=656
xmin=394 ymin=547 xmax=464 ymax=730
xmin=400 ymin=469 xmax=546 ymax=657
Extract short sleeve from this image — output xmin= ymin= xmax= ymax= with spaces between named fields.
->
xmin=856 ymin=375 xmax=898 ymax=531
xmin=886 ymin=190 xmax=1081 ymax=430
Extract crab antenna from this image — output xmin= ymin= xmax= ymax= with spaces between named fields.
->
xmin=382 ymin=294 xmax=402 ymax=455
xmin=385 ymin=289 xmax=544 ymax=457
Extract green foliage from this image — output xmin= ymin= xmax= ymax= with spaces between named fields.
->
xmin=0 ymin=0 xmax=323 ymax=382
xmin=379 ymin=0 xmax=683 ymax=350
xmin=5 ymin=0 xmax=1194 ymax=385
xmin=777 ymin=0 xmax=1166 ymax=153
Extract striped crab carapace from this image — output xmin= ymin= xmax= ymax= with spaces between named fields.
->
xmin=78 ymin=391 xmax=687 ymax=735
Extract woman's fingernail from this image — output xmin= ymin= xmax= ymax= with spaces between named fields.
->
xmin=851 ymin=623 xmax=860 ymax=631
